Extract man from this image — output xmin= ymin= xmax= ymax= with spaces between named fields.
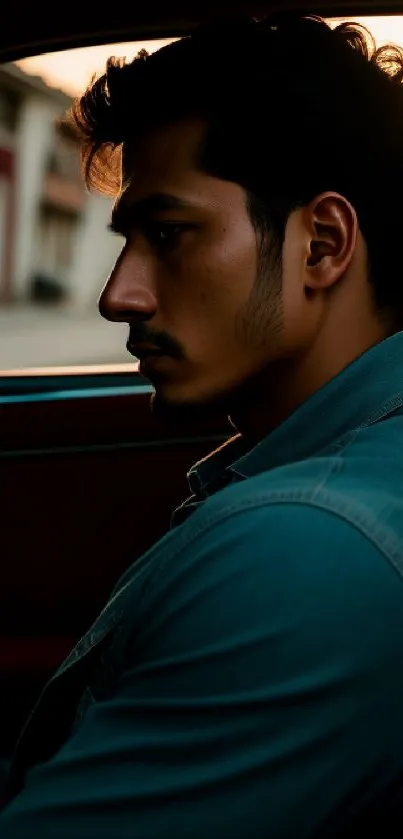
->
xmin=2 ymin=14 xmax=403 ymax=837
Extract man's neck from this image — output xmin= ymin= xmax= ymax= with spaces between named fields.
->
xmin=231 ymin=326 xmax=390 ymax=445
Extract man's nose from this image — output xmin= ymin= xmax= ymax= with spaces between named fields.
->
xmin=99 ymin=246 xmax=157 ymax=323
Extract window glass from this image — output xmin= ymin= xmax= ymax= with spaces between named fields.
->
xmin=0 ymin=40 xmax=173 ymax=370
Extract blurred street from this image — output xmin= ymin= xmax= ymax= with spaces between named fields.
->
xmin=0 ymin=304 xmax=131 ymax=369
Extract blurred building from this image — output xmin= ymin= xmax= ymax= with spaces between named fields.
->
xmin=0 ymin=63 xmax=120 ymax=309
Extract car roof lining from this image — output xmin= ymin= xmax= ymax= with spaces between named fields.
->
xmin=1 ymin=1 xmax=403 ymax=63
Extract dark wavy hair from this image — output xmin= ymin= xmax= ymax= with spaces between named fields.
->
xmin=66 ymin=15 xmax=403 ymax=318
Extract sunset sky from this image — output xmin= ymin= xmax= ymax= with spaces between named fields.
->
xmin=15 ymin=16 xmax=403 ymax=98
xmin=16 ymin=39 xmax=175 ymax=97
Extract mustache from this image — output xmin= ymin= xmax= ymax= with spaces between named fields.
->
xmin=128 ymin=323 xmax=184 ymax=360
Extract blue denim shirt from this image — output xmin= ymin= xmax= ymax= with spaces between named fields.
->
xmin=3 ymin=333 xmax=403 ymax=838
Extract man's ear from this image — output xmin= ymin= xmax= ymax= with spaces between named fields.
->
xmin=305 ymin=192 xmax=358 ymax=291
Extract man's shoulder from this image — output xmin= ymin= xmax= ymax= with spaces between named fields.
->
xmin=117 ymin=419 xmax=403 ymax=609
xmin=186 ymin=479 xmax=382 ymax=575
xmin=191 ymin=427 xmax=403 ymax=575
xmin=137 ymin=474 xmax=403 ymax=720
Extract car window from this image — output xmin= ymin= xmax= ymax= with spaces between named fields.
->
xmin=0 ymin=39 xmax=174 ymax=372
xmin=0 ymin=19 xmax=400 ymax=372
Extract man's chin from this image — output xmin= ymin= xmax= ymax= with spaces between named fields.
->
xmin=149 ymin=387 xmax=230 ymax=425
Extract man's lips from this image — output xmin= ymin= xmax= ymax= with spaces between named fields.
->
xmin=126 ymin=342 xmax=166 ymax=360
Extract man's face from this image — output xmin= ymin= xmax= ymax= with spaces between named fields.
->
xmin=99 ymin=119 xmax=285 ymax=416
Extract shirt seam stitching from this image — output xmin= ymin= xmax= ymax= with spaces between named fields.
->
xmin=140 ymin=486 xmax=403 ymax=604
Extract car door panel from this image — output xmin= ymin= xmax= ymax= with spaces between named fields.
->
xmin=0 ymin=369 xmax=229 ymax=753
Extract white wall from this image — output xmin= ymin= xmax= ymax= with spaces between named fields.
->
xmin=66 ymin=192 xmax=122 ymax=311
xmin=11 ymin=95 xmax=56 ymax=299
xmin=10 ymin=91 xmax=122 ymax=310
xmin=0 ymin=176 xmax=8 ymax=290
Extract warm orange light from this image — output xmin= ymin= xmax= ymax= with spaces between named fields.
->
xmin=15 ymin=39 xmax=176 ymax=98
xmin=15 ymin=17 xmax=403 ymax=98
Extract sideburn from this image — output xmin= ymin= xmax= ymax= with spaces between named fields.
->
xmin=238 ymin=209 xmax=284 ymax=350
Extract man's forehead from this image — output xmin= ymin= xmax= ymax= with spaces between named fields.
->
xmin=122 ymin=118 xmax=205 ymax=186
xmin=117 ymin=122 xmax=210 ymax=220
xmin=113 ymin=117 xmax=246 ymax=226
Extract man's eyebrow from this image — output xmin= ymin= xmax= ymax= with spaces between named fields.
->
xmin=109 ymin=193 xmax=191 ymax=234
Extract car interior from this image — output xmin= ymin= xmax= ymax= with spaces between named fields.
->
xmin=0 ymin=0 xmax=400 ymax=771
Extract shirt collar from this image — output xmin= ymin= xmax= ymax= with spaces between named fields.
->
xmin=189 ymin=331 xmax=403 ymax=496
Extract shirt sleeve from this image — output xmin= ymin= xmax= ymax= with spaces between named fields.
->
xmin=2 ymin=502 xmax=403 ymax=838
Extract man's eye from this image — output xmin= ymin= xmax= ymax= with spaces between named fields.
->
xmin=146 ymin=222 xmax=190 ymax=251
